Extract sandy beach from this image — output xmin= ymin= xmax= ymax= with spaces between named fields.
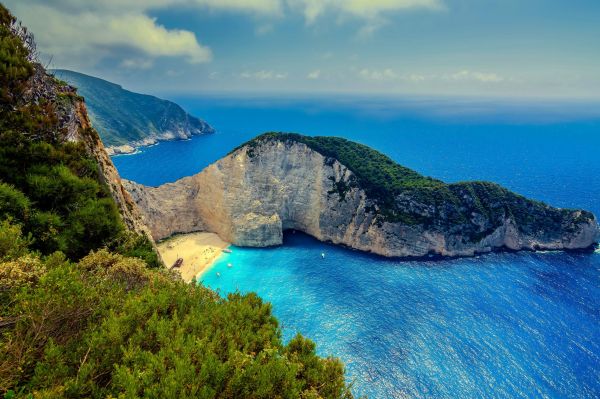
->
xmin=157 ymin=232 xmax=230 ymax=282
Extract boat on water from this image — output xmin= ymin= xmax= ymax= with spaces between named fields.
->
xmin=321 ymin=252 xmax=325 ymax=259
xmin=223 ymin=248 xmax=232 ymax=253
xmin=227 ymin=263 xmax=233 ymax=268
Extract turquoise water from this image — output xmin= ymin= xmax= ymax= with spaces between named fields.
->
xmin=204 ymin=235 xmax=600 ymax=398
xmin=113 ymin=96 xmax=600 ymax=398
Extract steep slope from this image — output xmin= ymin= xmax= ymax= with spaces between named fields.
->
xmin=25 ymin=66 xmax=152 ymax=237
xmin=0 ymin=52 xmax=155 ymax=262
xmin=0 ymin=6 xmax=352 ymax=398
xmin=52 ymin=69 xmax=214 ymax=154
xmin=126 ymin=133 xmax=599 ymax=258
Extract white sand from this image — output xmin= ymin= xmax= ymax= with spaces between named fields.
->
xmin=157 ymin=232 xmax=230 ymax=282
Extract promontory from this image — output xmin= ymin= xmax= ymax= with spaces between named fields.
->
xmin=124 ymin=133 xmax=600 ymax=258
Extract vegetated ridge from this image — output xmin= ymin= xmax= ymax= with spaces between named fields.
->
xmin=52 ymin=69 xmax=214 ymax=154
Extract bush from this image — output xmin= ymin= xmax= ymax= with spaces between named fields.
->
xmin=0 ymin=183 xmax=30 ymax=223
xmin=0 ymin=219 xmax=32 ymax=261
xmin=0 ymin=249 xmax=353 ymax=398
xmin=114 ymin=230 xmax=162 ymax=269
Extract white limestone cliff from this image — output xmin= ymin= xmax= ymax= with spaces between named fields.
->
xmin=124 ymin=139 xmax=600 ymax=258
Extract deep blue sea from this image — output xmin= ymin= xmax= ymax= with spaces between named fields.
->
xmin=113 ymin=95 xmax=600 ymax=398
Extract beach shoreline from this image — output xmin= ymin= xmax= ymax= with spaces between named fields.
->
xmin=157 ymin=232 xmax=229 ymax=283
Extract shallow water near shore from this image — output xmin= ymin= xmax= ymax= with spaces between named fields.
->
xmin=203 ymin=233 xmax=600 ymax=398
xmin=113 ymin=95 xmax=600 ymax=398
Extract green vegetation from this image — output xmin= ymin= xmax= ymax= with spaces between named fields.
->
xmin=236 ymin=133 xmax=592 ymax=239
xmin=0 ymin=5 xmax=352 ymax=397
xmin=0 ymin=4 xmax=156 ymax=265
xmin=0 ymin=224 xmax=352 ymax=398
xmin=51 ymin=69 xmax=214 ymax=147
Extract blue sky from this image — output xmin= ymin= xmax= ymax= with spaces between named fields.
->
xmin=5 ymin=0 xmax=600 ymax=98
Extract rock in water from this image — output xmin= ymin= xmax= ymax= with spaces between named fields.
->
xmin=125 ymin=133 xmax=600 ymax=258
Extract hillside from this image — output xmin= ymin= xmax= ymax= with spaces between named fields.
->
xmin=127 ymin=132 xmax=599 ymax=257
xmin=0 ymin=5 xmax=351 ymax=398
xmin=52 ymin=69 xmax=214 ymax=154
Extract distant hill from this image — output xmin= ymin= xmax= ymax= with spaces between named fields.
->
xmin=52 ymin=69 xmax=214 ymax=153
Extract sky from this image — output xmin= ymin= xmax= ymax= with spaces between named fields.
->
xmin=5 ymin=0 xmax=600 ymax=99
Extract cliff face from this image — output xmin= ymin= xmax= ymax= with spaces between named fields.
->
xmin=125 ymin=135 xmax=599 ymax=258
xmin=52 ymin=69 xmax=214 ymax=154
xmin=28 ymin=65 xmax=153 ymax=238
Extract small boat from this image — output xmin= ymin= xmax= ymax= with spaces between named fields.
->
xmin=321 ymin=252 xmax=325 ymax=259
xmin=216 ymin=272 xmax=221 ymax=277
xmin=223 ymin=248 xmax=232 ymax=253
xmin=227 ymin=263 xmax=233 ymax=268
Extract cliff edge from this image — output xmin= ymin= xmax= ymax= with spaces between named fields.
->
xmin=125 ymin=133 xmax=599 ymax=258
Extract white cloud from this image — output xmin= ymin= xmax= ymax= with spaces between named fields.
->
xmin=4 ymin=0 xmax=446 ymax=71
xmin=239 ymin=70 xmax=288 ymax=80
xmin=19 ymin=0 xmax=282 ymax=15
xmin=449 ymin=70 xmax=504 ymax=83
xmin=195 ymin=0 xmax=281 ymax=15
xmin=407 ymin=74 xmax=426 ymax=82
xmin=6 ymin=1 xmax=212 ymax=67
xmin=356 ymin=69 xmax=506 ymax=86
xmin=289 ymin=0 xmax=444 ymax=24
xmin=107 ymin=14 xmax=211 ymax=63
xmin=340 ymin=0 xmax=443 ymax=16
xmin=307 ymin=70 xmax=321 ymax=79
xmin=359 ymin=68 xmax=398 ymax=81
xmin=120 ymin=58 xmax=154 ymax=70
xmin=255 ymin=24 xmax=275 ymax=36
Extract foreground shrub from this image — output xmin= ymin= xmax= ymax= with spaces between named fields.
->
xmin=0 ymin=248 xmax=353 ymax=398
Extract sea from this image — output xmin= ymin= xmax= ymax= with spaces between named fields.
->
xmin=113 ymin=95 xmax=600 ymax=398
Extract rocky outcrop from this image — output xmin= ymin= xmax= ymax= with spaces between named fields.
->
xmin=125 ymin=134 xmax=599 ymax=258
xmin=29 ymin=64 xmax=153 ymax=238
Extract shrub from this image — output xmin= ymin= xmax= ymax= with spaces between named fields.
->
xmin=0 ymin=249 xmax=353 ymax=398
xmin=0 ymin=183 xmax=30 ymax=223
xmin=0 ymin=219 xmax=32 ymax=261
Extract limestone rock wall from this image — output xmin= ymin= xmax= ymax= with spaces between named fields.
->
xmin=125 ymin=140 xmax=600 ymax=258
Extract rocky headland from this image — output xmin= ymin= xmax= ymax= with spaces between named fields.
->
xmin=52 ymin=69 xmax=214 ymax=155
xmin=125 ymin=133 xmax=600 ymax=258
